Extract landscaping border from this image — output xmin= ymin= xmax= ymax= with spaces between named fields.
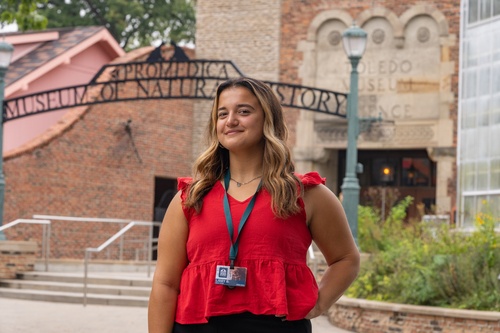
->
xmin=329 ymin=296 xmax=500 ymax=333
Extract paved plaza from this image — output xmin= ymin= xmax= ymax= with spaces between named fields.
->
xmin=0 ymin=297 xmax=353 ymax=333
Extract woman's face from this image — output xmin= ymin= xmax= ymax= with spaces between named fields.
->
xmin=216 ymin=86 xmax=265 ymax=153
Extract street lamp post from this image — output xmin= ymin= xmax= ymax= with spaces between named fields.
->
xmin=340 ymin=23 xmax=367 ymax=246
xmin=0 ymin=40 xmax=14 ymax=240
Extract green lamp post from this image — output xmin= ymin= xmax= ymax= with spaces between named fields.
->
xmin=340 ymin=23 xmax=367 ymax=246
xmin=0 ymin=40 xmax=14 ymax=240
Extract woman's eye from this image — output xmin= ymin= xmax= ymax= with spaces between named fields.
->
xmin=239 ymin=109 xmax=250 ymax=115
xmin=218 ymin=112 xmax=228 ymax=118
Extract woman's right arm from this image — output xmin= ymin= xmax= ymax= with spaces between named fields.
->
xmin=148 ymin=191 xmax=189 ymax=333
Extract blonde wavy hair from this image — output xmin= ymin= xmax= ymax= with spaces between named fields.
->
xmin=184 ymin=77 xmax=302 ymax=218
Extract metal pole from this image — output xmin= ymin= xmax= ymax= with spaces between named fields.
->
xmin=83 ymin=250 xmax=89 ymax=306
xmin=42 ymin=224 xmax=47 ymax=270
xmin=381 ymin=186 xmax=386 ymax=222
xmin=341 ymin=56 xmax=361 ymax=246
xmin=46 ymin=222 xmax=51 ymax=272
xmin=147 ymin=223 xmax=153 ymax=277
xmin=119 ymin=223 xmax=124 ymax=260
xmin=0 ymin=66 xmax=7 ymax=240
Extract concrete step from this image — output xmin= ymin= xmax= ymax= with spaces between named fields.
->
xmin=0 ymin=288 xmax=148 ymax=307
xmin=0 ymin=264 xmax=153 ymax=307
xmin=34 ymin=259 xmax=156 ymax=273
xmin=0 ymin=279 xmax=151 ymax=297
xmin=17 ymin=271 xmax=152 ymax=287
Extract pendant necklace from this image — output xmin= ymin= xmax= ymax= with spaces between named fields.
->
xmin=230 ymin=175 xmax=262 ymax=187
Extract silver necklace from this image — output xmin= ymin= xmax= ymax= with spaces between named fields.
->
xmin=230 ymin=175 xmax=262 ymax=187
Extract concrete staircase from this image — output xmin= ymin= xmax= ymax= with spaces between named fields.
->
xmin=0 ymin=252 xmax=326 ymax=308
xmin=0 ymin=260 xmax=153 ymax=307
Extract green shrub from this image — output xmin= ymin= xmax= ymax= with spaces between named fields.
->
xmin=347 ymin=199 xmax=500 ymax=311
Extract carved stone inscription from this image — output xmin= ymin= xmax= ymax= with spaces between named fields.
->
xmin=314 ymin=15 xmax=443 ymax=123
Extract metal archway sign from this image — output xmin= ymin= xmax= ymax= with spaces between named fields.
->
xmin=2 ymin=60 xmax=347 ymax=123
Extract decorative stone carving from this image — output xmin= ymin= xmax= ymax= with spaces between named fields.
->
xmin=328 ymin=30 xmax=342 ymax=46
xmin=372 ymin=28 xmax=385 ymax=44
xmin=394 ymin=125 xmax=434 ymax=142
xmin=362 ymin=121 xmax=396 ymax=142
xmin=315 ymin=124 xmax=347 ymax=143
xmin=417 ymin=27 xmax=430 ymax=43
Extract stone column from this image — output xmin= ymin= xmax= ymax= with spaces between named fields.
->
xmin=427 ymin=147 xmax=455 ymax=216
xmin=0 ymin=241 xmax=37 ymax=279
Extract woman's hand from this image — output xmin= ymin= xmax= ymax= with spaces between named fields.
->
xmin=304 ymin=302 xmax=324 ymax=319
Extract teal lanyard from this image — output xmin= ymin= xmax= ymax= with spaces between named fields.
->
xmin=223 ymin=170 xmax=261 ymax=269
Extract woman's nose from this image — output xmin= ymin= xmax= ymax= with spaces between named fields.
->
xmin=226 ymin=112 xmax=238 ymax=126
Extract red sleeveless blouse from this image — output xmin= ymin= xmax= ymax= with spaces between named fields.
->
xmin=175 ymin=172 xmax=325 ymax=324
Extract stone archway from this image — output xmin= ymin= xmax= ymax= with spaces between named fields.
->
xmin=297 ymin=5 xmax=456 ymax=216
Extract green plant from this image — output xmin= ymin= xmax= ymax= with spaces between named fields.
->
xmin=347 ymin=199 xmax=500 ymax=311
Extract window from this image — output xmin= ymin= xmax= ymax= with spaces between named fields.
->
xmin=355 ymin=151 xmax=435 ymax=188
xmin=495 ymin=0 xmax=500 ymax=16
xmin=481 ymin=0 xmax=492 ymax=20
xmin=459 ymin=3 xmax=500 ymax=226
xmin=468 ymin=0 xmax=500 ymax=24
xmin=469 ymin=0 xmax=479 ymax=23
xmin=490 ymin=159 xmax=500 ymax=189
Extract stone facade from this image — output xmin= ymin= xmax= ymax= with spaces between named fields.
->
xmin=195 ymin=0 xmax=460 ymax=216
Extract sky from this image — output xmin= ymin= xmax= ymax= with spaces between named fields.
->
xmin=0 ymin=23 xmax=18 ymax=32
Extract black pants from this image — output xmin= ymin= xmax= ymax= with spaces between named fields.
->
xmin=173 ymin=312 xmax=312 ymax=333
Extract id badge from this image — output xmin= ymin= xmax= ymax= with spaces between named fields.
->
xmin=215 ymin=265 xmax=247 ymax=287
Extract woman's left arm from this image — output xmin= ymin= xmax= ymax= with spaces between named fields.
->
xmin=304 ymin=184 xmax=360 ymax=319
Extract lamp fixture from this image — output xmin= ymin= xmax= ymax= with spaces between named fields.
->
xmin=0 ymin=41 xmax=14 ymax=69
xmin=342 ymin=22 xmax=368 ymax=59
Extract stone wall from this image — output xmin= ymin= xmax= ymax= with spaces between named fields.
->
xmin=330 ymin=297 xmax=500 ymax=333
xmin=0 ymin=241 xmax=37 ymax=279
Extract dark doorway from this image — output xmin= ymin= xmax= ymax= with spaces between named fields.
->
xmin=153 ymin=177 xmax=177 ymax=259
xmin=338 ymin=149 xmax=436 ymax=220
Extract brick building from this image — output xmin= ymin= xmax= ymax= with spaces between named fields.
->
xmin=3 ymin=0 xmax=461 ymax=258
xmin=3 ymin=47 xmax=195 ymax=258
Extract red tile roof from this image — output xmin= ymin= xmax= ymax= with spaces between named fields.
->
xmin=5 ymin=26 xmax=110 ymax=86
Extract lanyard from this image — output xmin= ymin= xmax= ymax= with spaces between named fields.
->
xmin=223 ymin=170 xmax=261 ymax=269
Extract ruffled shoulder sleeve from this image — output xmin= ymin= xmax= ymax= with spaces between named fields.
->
xmin=294 ymin=172 xmax=326 ymax=187
xmin=177 ymin=177 xmax=193 ymax=203
xmin=177 ymin=177 xmax=194 ymax=219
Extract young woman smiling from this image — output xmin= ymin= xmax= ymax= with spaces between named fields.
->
xmin=148 ymin=77 xmax=360 ymax=333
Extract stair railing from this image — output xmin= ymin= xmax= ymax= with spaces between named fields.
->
xmin=0 ymin=219 xmax=51 ymax=272
xmin=33 ymin=215 xmax=135 ymax=260
xmin=83 ymin=220 xmax=160 ymax=306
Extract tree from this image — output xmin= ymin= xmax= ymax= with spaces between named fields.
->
xmin=38 ymin=0 xmax=196 ymax=50
xmin=0 ymin=0 xmax=48 ymax=31
xmin=0 ymin=0 xmax=196 ymax=50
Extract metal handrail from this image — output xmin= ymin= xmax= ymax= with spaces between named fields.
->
xmin=33 ymin=215 xmax=149 ymax=261
xmin=0 ymin=219 xmax=51 ymax=271
xmin=83 ymin=220 xmax=161 ymax=306
xmin=33 ymin=214 xmax=131 ymax=223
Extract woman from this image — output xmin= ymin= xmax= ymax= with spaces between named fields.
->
xmin=148 ymin=77 xmax=360 ymax=333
